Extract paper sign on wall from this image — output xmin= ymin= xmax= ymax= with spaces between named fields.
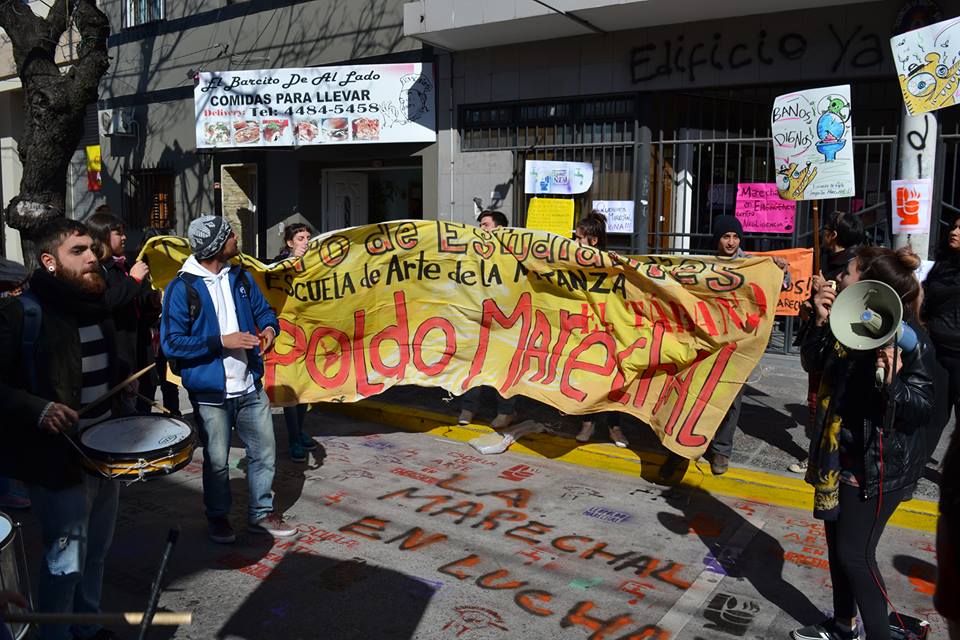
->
xmin=592 ymin=200 xmax=634 ymax=234
xmin=891 ymin=17 xmax=960 ymax=115
xmin=772 ymin=85 xmax=855 ymax=201
xmin=734 ymin=183 xmax=796 ymax=233
xmin=525 ymin=161 xmax=593 ymax=195
xmin=526 ymin=197 xmax=575 ymax=237
xmin=891 ymin=178 xmax=933 ymax=234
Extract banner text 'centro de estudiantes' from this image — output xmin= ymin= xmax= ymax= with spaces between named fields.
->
xmin=142 ymin=221 xmax=784 ymax=459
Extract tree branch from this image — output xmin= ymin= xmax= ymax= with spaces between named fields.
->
xmin=67 ymin=0 xmax=109 ymax=107
xmin=43 ymin=0 xmax=72 ymax=44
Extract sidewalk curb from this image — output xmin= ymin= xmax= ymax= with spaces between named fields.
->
xmin=319 ymin=400 xmax=939 ymax=533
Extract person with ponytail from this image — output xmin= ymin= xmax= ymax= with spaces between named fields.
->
xmin=572 ymin=211 xmax=629 ymax=448
xmin=793 ymin=246 xmax=936 ymax=640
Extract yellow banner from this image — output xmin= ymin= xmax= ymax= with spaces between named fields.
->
xmin=142 ymin=221 xmax=782 ymax=458
xmin=526 ymin=197 xmax=575 ymax=238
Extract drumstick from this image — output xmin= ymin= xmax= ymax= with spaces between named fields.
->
xmin=135 ymin=392 xmax=172 ymax=415
xmin=5 ymin=611 xmax=192 ymax=625
xmin=78 ymin=363 xmax=157 ymax=418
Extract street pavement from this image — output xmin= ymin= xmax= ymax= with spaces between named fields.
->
xmin=10 ymin=407 xmax=946 ymax=640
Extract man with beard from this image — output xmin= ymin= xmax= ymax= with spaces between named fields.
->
xmin=162 ymin=215 xmax=294 ymax=544
xmin=0 ymin=219 xmax=120 ymax=640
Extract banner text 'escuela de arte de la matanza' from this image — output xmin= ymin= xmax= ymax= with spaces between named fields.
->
xmin=142 ymin=221 xmax=783 ymax=458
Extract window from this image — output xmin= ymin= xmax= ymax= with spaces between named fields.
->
xmin=122 ymin=169 xmax=175 ymax=230
xmin=123 ymin=0 xmax=165 ymax=28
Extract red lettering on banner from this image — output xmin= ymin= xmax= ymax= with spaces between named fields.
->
xmin=672 ymin=343 xmax=737 ymax=447
xmin=513 ymin=310 xmax=552 ymax=386
xmin=352 ymin=310 xmax=383 ymax=396
xmin=649 ymin=300 xmax=674 ymax=333
xmin=412 ymin=317 xmax=456 ymax=375
xmin=694 ymin=301 xmax=720 ymax=337
xmin=716 ymin=297 xmax=746 ymax=332
xmin=560 ymin=332 xmax=617 ymax=402
xmin=305 ymin=326 xmax=350 ymax=388
xmin=747 ymin=282 xmax=768 ymax=329
xmin=462 ymin=294 xmax=533 ymax=391
xmin=669 ymin=302 xmax=697 ymax=333
xmin=542 ymin=309 xmax=588 ymax=385
xmin=264 ymin=317 xmax=306 ymax=398
xmin=608 ymin=336 xmax=649 ymax=405
xmin=628 ymin=301 xmax=645 ymax=329
xmin=318 ymin=235 xmax=350 ymax=267
xmin=369 ymin=291 xmax=410 ymax=380
xmin=632 ymin=323 xmax=675 ymax=409
xmin=654 ymin=351 xmax=709 ymax=437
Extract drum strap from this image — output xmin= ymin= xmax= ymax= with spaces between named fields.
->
xmin=18 ymin=291 xmax=42 ymax=395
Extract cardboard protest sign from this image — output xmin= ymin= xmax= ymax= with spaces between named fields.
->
xmin=734 ymin=183 xmax=796 ymax=233
xmin=753 ymin=248 xmax=814 ymax=316
xmin=525 ymin=161 xmax=593 ymax=195
xmin=891 ymin=178 xmax=933 ymax=234
xmin=772 ymin=85 xmax=855 ymax=201
xmin=891 ymin=17 xmax=960 ymax=115
xmin=592 ymin=200 xmax=635 ymax=234
xmin=142 ymin=221 xmax=783 ymax=459
xmin=526 ymin=197 xmax=575 ymax=237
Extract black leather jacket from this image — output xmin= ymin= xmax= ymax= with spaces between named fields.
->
xmin=801 ymin=321 xmax=936 ymax=498
xmin=922 ymin=257 xmax=960 ymax=355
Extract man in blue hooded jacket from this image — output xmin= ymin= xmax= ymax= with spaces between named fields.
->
xmin=161 ymin=215 xmax=296 ymax=543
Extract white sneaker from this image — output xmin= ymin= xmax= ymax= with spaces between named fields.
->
xmin=788 ymin=459 xmax=809 ymax=474
xmin=458 ymin=410 xmax=474 ymax=425
xmin=491 ymin=413 xmax=516 ymax=429
xmin=576 ymin=421 xmax=595 ymax=443
xmin=608 ymin=426 xmax=629 ymax=448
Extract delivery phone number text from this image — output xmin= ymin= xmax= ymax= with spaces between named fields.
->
xmin=250 ymin=104 xmax=381 ymax=117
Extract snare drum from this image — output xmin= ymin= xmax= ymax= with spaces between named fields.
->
xmin=78 ymin=415 xmax=195 ymax=480
xmin=0 ymin=513 xmax=29 ymax=640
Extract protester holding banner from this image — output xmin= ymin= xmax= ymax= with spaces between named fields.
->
xmin=459 ymin=210 xmax=519 ymax=430
xmin=161 ymin=215 xmax=296 ymax=544
xmin=87 ymin=212 xmax=155 ymax=408
xmin=271 ymin=223 xmax=320 ymax=463
xmin=796 ymin=246 xmax=935 ymax=640
xmin=660 ymin=215 xmax=790 ymax=478
xmin=572 ymin=211 xmax=629 ymax=448
xmin=789 ymin=211 xmax=864 ymax=474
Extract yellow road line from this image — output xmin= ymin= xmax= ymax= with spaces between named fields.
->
xmin=320 ymin=400 xmax=939 ymax=533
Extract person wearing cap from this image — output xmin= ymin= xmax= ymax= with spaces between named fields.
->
xmin=161 ymin=215 xmax=295 ymax=544
xmin=659 ymin=215 xmax=790 ymax=479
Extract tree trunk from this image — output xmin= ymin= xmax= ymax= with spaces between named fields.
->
xmin=0 ymin=0 xmax=110 ymax=254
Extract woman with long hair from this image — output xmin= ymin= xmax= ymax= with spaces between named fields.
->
xmin=271 ymin=223 xmax=318 ymax=462
xmin=793 ymin=246 xmax=936 ymax=640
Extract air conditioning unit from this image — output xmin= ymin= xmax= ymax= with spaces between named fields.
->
xmin=98 ymin=108 xmax=136 ymax=137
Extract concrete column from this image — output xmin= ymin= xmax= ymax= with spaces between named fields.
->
xmin=895 ymin=111 xmax=937 ymax=259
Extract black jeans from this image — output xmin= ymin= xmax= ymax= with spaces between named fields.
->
xmin=707 ymin=387 xmax=743 ymax=458
xmin=826 ymin=482 xmax=912 ymax=640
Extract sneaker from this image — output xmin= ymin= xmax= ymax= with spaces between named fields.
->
xmin=791 ymin=621 xmax=861 ymax=640
xmin=788 ymin=458 xmax=809 ymax=474
xmin=0 ymin=493 xmax=31 ymax=510
xmin=290 ymin=441 xmax=307 ymax=463
xmin=249 ymin=513 xmax=298 ymax=537
xmin=608 ymin=426 xmax=629 ymax=448
xmin=458 ymin=409 xmax=474 ymax=425
xmin=576 ymin=421 xmax=595 ymax=443
xmin=658 ymin=453 xmax=685 ymax=481
xmin=709 ymin=453 xmax=729 ymax=476
xmin=299 ymin=433 xmax=318 ymax=451
xmin=208 ymin=516 xmax=236 ymax=544
xmin=491 ymin=413 xmax=516 ymax=429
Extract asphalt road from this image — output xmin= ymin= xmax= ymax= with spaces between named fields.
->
xmin=10 ymin=409 xmax=945 ymax=640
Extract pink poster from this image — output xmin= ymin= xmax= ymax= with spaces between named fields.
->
xmin=735 ymin=183 xmax=796 ymax=234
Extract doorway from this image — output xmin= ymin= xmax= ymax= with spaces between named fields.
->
xmin=220 ymin=163 xmax=259 ymax=255
xmin=321 ymin=171 xmax=369 ymax=232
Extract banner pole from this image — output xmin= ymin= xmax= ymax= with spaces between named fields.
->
xmin=812 ymin=200 xmax=821 ymax=275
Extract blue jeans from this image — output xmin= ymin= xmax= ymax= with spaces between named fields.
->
xmin=195 ymin=388 xmax=276 ymax=522
xmin=283 ymin=405 xmax=307 ymax=445
xmin=27 ymin=475 xmax=119 ymax=640
xmin=461 ymin=387 xmax=516 ymax=415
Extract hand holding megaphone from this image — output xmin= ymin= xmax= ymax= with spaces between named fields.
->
xmin=812 ymin=278 xmax=837 ymax=326
xmin=828 ymin=280 xmax=919 ymax=387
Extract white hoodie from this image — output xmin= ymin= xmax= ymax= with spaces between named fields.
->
xmin=180 ymin=255 xmax=254 ymax=400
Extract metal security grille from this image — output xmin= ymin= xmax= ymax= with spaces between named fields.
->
xmin=121 ymin=169 xmax=175 ymax=231
xmin=938 ymin=125 xmax=960 ymax=249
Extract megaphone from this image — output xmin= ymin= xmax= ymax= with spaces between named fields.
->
xmin=829 ymin=279 xmax=918 ymax=385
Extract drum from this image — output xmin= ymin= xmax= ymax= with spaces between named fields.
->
xmin=0 ymin=512 xmax=29 ymax=640
xmin=78 ymin=415 xmax=196 ymax=481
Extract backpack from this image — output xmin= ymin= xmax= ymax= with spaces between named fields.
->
xmin=165 ymin=273 xmax=202 ymax=376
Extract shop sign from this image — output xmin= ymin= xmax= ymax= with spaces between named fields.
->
xmin=194 ymin=63 xmax=436 ymax=148
xmin=591 ymin=200 xmax=634 ymax=234
xmin=525 ymin=161 xmax=593 ymax=195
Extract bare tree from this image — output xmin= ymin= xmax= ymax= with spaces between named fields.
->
xmin=0 ymin=0 xmax=109 ymax=241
